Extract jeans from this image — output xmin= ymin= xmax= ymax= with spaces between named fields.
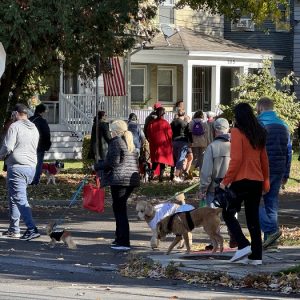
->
xmin=205 ymin=192 xmax=216 ymax=208
xmin=172 ymin=141 xmax=188 ymax=170
xmin=259 ymin=173 xmax=283 ymax=240
xmin=7 ymin=166 xmax=36 ymax=233
xmin=31 ymin=151 xmax=45 ymax=185
xmin=111 ymin=185 xmax=134 ymax=247
xmin=222 ymin=179 xmax=263 ymax=260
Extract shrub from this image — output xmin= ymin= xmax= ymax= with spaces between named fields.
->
xmin=220 ymin=60 xmax=300 ymax=133
xmin=82 ymin=135 xmax=94 ymax=172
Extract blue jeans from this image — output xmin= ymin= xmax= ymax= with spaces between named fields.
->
xmin=172 ymin=141 xmax=188 ymax=170
xmin=31 ymin=151 xmax=45 ymax=185
xmin=259 ymin=173 xmax=283 ymax=240
xmin=7 ymin=166 xmax=36 ymax=233
xmin=205 ymin=192 xmax=216 ymax=208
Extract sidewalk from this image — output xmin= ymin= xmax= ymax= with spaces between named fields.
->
xmin=0 ymin=199 xmax=298 ymax=282
xmin=148 ymin=247 xmax=300 ymax=279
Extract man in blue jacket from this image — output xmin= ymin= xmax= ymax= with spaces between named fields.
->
xmin=256 ymin=97 xmax=292 ymax=250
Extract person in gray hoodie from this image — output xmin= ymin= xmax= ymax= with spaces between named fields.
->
xmin=200 ymin=118 xmax=237 ymax=249
xmin=0 ymin=103 xmax=40 ymax=241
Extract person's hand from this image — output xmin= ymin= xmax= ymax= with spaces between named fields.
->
xmin=199 ymin=191 xmax=206 ymax=199
xmin=219 ymin=183 xmax=226 ymax=190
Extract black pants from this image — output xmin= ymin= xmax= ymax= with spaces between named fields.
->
xmin=110 ymin=186 xmax=134 ymax=247
xmin=222 ymin=179 xmax=263 ymax=260
xmin=151 ymin=163 xmax=165 ymax=176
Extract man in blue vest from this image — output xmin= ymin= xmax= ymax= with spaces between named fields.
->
xmin=256 ymin=97 xmax=292 ymax=251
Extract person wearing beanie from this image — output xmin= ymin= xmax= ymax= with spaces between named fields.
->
xmin=146 ymin=107 xmax=174 ymax=182
xmin=29 ymin=103 xmax=52 ymax=185
xmin=0 ymin=103 xmax=40 ymax=241
xmin=143 ymin=102 xmax=162 ymax=139
xmin=101 ymin=120 xmax=140 ymax=251
xmin=199 ymin=118 xmax=237 ymax=249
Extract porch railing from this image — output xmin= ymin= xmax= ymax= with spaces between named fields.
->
xmin=58 ymin=93 xmax=176 ymax=137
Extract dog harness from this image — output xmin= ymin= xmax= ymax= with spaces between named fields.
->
xmin=167 ymin=209 xmax=196 ymax=232
xmin=50 ymin=230 xmax=65 ymax=241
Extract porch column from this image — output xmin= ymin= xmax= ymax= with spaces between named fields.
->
xmin=240 ymin=66 xmax=249 ymax=74
xmin=183 ymin=60 xmax=193 ymax=117
xmin=211 ymin=65 xmax=221 ymax=112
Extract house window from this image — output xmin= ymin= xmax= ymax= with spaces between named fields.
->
xmin=157 ymin=67 xmax=176 ymax=102
xmin=131 ymin=66 xmax=146 ymax=103
xmin=159 ymin=0 xmax=175 ymax=25
xmin=275 ymin=4 xmax=290 ymax=32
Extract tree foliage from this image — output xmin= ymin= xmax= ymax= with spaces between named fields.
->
xmin=171 ymin=0 xmax=287 ymax=24
xmin=222 ymin=60 xmax=300 ymax=133
xmin=0 ymin=0 xmax=157 ymax=124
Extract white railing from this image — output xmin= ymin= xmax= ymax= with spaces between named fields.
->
xmin=59 ymin=93 xmax=176 ymax=137
xmin=60 ymin=94 xmax=94 ymax=138
xmin=59 ymin=93 xmax=129 ymax=137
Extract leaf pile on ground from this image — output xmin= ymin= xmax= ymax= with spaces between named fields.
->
xmin=279 ymin=227 xmax=300 ymax=246
xmin=119 ymin=254 xmax=300 ymax=295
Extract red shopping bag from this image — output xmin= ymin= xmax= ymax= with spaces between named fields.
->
xmin=83 ymin=177 xmax=105 ymax=213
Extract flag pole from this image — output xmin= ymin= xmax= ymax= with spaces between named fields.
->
xmin=95 ymin=54 xmax=100 ymax=162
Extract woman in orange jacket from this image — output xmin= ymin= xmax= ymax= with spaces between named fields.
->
xmin=220 ymin=103 xmax=270 ymax=265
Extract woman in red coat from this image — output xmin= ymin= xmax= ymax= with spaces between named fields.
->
xmin=147 ymin=107 xmax=174 ymax=182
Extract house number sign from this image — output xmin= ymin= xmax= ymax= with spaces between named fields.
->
xmin=227 ymin=60 xmax=235 ymax=64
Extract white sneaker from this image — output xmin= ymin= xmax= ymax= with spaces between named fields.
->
xmin=110 ymin=245 xmax=131 ymax=251
xmin=229 ymin=245 xmax=252 ymax=262
xmin=238 ymin=258 xmax=262 ymax=265
xmin=173 ymin=176 xmax=183 ymax=183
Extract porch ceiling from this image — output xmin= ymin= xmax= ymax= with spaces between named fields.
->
xmin=143 ymin=27 xmax=282 ymax=60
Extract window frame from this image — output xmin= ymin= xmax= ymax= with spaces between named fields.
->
xmin=131 ymin=65 xmax=147 ymax=103
xmin=157 ymin=66 xmax=177 ymax=103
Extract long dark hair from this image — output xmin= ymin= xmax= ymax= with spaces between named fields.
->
xmin=234 ymin=103 xmax=266 ymax=149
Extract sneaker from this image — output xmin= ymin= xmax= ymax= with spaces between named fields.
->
xmin=229 ymin=245 xmax=252 ymax=262
xmin=263 ymin=231 xmax=282 ymax=249
xmin=111 ymin=240 xmax=118 ymax=246
xmin=265 ymin=242 xmax=280 ymax=253
xmin=110 ymin=245 xmax=131 ymax=251
xmin=173 ymin=176 xmax=183 ymax=183
xmin=1 ymin=230 xmax=21 ymax=238
xmin=238 ymin=258 xmax=262 ymax=265
xmin=20 ymin=228 xmax=40 ymax=241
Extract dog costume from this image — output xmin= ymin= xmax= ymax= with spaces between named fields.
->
xmin=148 ymin=203 xmax=195 ymax=230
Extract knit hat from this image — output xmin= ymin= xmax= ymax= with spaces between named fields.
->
xmin=153 ymin=102 xmax=162 ymax=109
xmin=213 ymin=118 xmax=229 ymax=132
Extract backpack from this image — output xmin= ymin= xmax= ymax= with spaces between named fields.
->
xmin=192 ymin=120 xmax=205 ymax=136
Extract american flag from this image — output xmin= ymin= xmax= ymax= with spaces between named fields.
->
xmin=103 ymin=57 xmax=126 ymax=96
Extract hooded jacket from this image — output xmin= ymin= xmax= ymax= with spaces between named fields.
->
xmin=0 ymin=119 xmax=39 ymax=167
xmin=258 ymin=111 xmax=291 ymax=178
xmin=200 ymin=134 xmax=231 ymax=193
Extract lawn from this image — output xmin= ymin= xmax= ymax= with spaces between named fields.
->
xmin=0 ymin=154 xmax=298 ymax=202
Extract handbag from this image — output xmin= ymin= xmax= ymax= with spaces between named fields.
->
xmin=213 ymin=186 xmax=239 ymax=212
xmin=83 ymin=176 xmax=105 ymax=213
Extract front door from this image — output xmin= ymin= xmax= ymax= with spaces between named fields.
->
xmin=192 ymin=66 xmax=212 ymax=112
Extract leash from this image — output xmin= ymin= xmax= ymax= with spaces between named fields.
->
xmin=54 ymin=175 xmax=89 ymax=228
xmin=164 ymin=182 xmax=200 ymax=202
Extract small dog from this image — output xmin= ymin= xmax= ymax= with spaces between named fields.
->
xmin=157 ymin=207 xmax=224 ymax=255
xmin=46 ymin=222 xmax=77 ymax=249
xmin=42 ymin=160 xmax=64 ymax=184
xmin=136 ymin=193 xmax=194 ymax=249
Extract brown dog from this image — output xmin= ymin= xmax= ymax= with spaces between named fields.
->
xmin=157 ymin=207 xmax=224 ymax=255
